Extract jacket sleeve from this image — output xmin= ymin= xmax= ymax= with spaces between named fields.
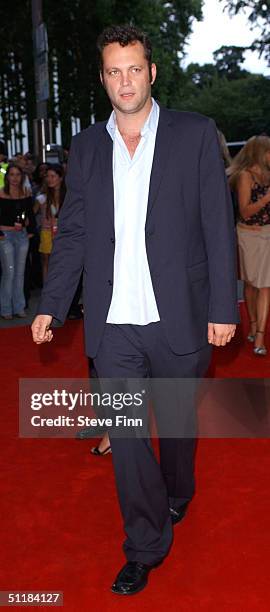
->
xmin=199 ymin=118 xmax=239 ymax=324
xmin=37 ymin=136 xmax=85 ymax=322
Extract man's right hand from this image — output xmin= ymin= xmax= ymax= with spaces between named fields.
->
xmin=31 ymin=315 xmax=53 ymax=344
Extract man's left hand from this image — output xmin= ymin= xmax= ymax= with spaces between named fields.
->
xmin=208 ymin=323 xmax=236 ymax=346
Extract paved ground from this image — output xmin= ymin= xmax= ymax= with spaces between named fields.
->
xmin=0 ymin=289 xmax=41 ymax=329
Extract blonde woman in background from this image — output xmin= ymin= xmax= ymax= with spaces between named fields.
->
xmin=228 ymin=135 xmax=270 ymax=355
xmin=217 ymin=130 xmax=232 ymax=169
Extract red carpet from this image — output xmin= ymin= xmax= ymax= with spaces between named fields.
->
xmin=1 ymin=305 xmax=270 ymax=611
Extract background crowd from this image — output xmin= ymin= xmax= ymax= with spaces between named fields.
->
xmin=0 ymin=131 xmax=270 ymax=357
xmin=1 ymin=128 xmax=270 ymax=458
xmin=0 ymin=144 xmax=83 ymax=322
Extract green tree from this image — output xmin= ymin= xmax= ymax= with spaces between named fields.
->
xmin=185 ymin=63 xmax=218 ymax=87
xmin=44 ymin=0 xmax=204 ymax=143
xmin=177 ymin=71 xmax=270 ymax=141
xmin=213 ymin=45 xmax=248 ymax=79
xmin=0 ymin=1 xmax=204 ymax=149
xmin=0 ymin=1 xmax=35 ymax=150
xmin=220 ymin=0 xmax=270 ymax=62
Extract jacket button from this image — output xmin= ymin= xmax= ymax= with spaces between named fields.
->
xmin=108 ymin=280 xmax=112 ymax=286
xmin=110 ymin=237 xmax=115 ymax=244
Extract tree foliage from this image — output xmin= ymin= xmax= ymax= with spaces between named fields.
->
xmin=182 ymin=74 xmax=270 ymax=140
xmin=179 ymin=46 xmax=270 ymax=140
xmin=213 ymin=45 xmax=248 ymax=79
xmin=0 ymin=1 xmax=35 ymax=150
xmin=220 ymin=0 xmax=270 ymax=62
xmin=0 ymin=0 xmax=203 ymax=148
xmin=0 ymin=1 xmax=269 ymax=150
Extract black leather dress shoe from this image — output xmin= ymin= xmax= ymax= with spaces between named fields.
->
xmin=111 ymin=561 xmax=152 ymax=595
xmin=169 ymin=502 xmax=189 ymax=525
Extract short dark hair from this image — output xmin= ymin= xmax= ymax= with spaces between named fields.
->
xmin=97 ymin=24 xmax=152 ymax=74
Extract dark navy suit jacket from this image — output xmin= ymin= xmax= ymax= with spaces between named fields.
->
xmin=38 ymin=107 xmax=239 ymax=357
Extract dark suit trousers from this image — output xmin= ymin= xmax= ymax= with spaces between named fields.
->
xmin=94 ymin=322 xmax=212 ymax=565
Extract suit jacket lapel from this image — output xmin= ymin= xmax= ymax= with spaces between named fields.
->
xmin=147 ymin=107 xmax=174 ymax=219
xmin=96 ymin=107 xmax=174 ymax=228
xmin=98 ymin=126 xmax=114 ymax=228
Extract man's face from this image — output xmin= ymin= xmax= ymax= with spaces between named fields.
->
xmin=101 ymin=41 xmax=156 ymax=115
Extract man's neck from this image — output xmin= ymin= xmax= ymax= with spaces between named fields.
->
xmin=114 ymin=98 xmax=153 ymax=137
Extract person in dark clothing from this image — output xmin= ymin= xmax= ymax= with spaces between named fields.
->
xmin=0 ymin=163 xmax=35 ymax=318
xmin=32 ymin=25 xmax=238 ymax=596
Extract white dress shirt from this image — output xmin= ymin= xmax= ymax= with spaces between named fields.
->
xmin=106 ymin=98 xmax=160 ymax=325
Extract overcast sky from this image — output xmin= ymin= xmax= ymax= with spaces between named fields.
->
xmin=184 ymin=0 xmax=270 ymax=76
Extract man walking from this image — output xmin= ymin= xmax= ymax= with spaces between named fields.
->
xmin=32 ymin=25 xmax=238 ymax=595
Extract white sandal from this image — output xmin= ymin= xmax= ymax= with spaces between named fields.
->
xmin=253 ymin=331 xmax=267 ymax=356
